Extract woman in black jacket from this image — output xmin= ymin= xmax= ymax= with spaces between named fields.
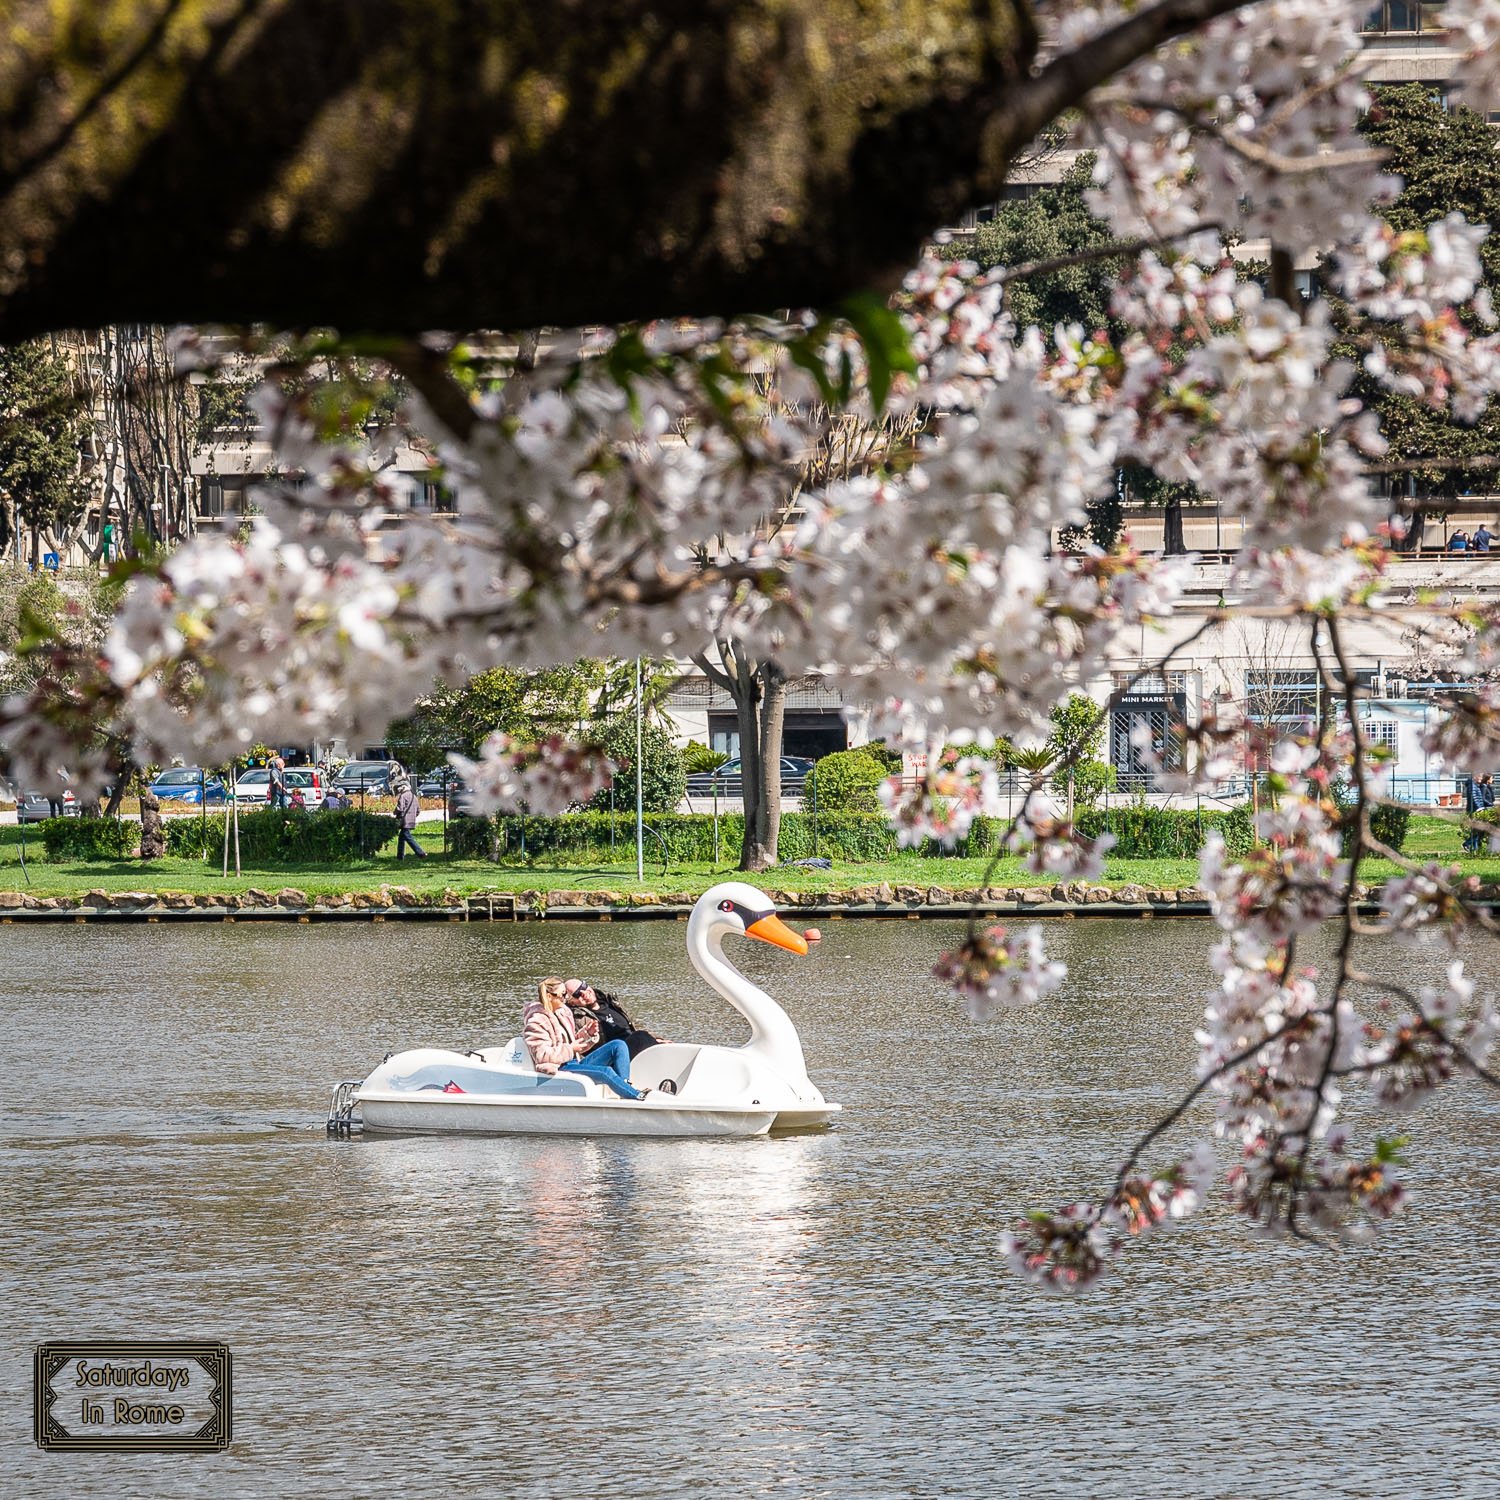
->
xmin=564 ymin=978 xmax=666 ymax=1059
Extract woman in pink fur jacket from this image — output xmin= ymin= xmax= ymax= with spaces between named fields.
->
xmin=522 ymin=977 xmax=648 ymax=1101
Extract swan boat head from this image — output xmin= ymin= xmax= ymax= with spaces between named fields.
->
xmin=691 ymin=881 xmax=809 ymax=957
xmin=688 ymin=881 xmax=812 ymax=1084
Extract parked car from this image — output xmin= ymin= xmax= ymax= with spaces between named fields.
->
xmin=416 ymin=766 xmax=464 ymax=798
xmin=685 ymin=755 xmax=816 ymax=792
xmin=332 ymin=760 xmax=399 ymax=797
xmin=149 ymin=767 xmax=229 ymax=804
xmin=232 ymin=766 xmax=325 ymax=805
xmin=16 ymin=788 xmax=77 ymax=823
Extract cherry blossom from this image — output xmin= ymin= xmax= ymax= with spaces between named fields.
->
xmin=933 ymin=924 xmax=1067 ymax=1018
xmin=449 ymin=733 xmax=616 ymax=817
xmin=1107 ymin=1143 xmax=1217 ymax=1236
xmin=878 ymin=755 xmax=1004 ymax=849
xmin=1000 ymin=1205 xmax=1121 ymax=1294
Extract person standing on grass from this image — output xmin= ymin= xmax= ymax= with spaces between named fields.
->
xmin=1465 ymin=772 xmax=1495 ymax=855
xmin=394 ymin=779 xmax=426 ymax=859
xmin=268 ymin=753 xmax=288 ymax=810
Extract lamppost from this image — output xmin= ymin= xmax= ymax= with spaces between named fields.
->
xmin=634 ymin=656 xmax=645 ymax=882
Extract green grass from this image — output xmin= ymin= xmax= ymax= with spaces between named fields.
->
xmin=1 ymin=813 xmax=1494 ymax=900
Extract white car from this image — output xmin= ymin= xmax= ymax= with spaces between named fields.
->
xmin=232 ymin=767 xmax=326 ymax=805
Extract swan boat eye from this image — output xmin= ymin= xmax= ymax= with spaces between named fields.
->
xmin=718 ymin=898 xmax=771 ymax=924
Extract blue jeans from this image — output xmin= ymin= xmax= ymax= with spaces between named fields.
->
xmin=561 ymin=1039 xmax=644 ymax=1100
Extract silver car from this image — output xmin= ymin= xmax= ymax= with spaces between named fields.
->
xmin=16 ymin=789 xmax=77 ymax=823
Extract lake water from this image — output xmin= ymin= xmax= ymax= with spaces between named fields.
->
xmin=3 ymin=917 xmax=1499 ymax=1498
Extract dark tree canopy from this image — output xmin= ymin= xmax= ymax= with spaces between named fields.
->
xmin=967 ymin=154 xmax=1125 ymax=334
xmin=1355 ymin=84 xmax=1500 ymax=495
xmin=0 ymin=0 xmax=1252 ymax=340
xmin=0 ymin=339 xmax=88 ymax=540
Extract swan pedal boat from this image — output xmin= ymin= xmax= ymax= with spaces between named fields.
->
xmin=346 ymin=882 xmax=841 ymax=1139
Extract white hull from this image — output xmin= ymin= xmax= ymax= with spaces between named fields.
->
xmin=359 ymin=1090 xmax=776 ymax=1138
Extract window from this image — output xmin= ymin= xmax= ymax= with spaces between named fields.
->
xmin=1363 ymin=2 xmax=1427 ymax=32
xmin=1362 ymin=718 xmax=1400 ymax=754
xmin=1246 ymin=669 xmax=1380 ymax=724
xmin=1246 ymin=669 xmax=1321 ymax=723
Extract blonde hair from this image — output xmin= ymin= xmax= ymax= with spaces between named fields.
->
xmin=538 ymin=976 xmax=568 ymax=1010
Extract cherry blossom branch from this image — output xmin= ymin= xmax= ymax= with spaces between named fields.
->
xmin=1107 ymin=940 xmax=1300 ymax=1197
xmin=1286 ymin=614 xmax=1367 ymax=1229
xmin=1348 ymin=973 xmax=1500 ymax=1094
xmin=1007 ymin=0 xmax=1262 ymax=154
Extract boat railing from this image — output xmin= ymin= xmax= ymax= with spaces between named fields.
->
xmin=326 ymin=1078 xmax=364 ymax=1135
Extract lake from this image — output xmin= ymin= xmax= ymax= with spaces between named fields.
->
xmin=3 ymin=917 xmax=1498 ymax=1497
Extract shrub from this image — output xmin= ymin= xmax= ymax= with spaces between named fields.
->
xmin=1331 ymin=781 xmax=1412 ymax=857
xmin=167 ymin=809 xmax=400 ymax=861
xmin=450 ymin=811 xmax=906 ymax=864
xmin=41 ymin=816 xmax=137 ymax=861
xmin=682 ymin=740 xmax=728 ymax=775
xmin=1073 ymin=805 xmax=1254 ymax=859
xmin=805 ymin=750 xmax=887 ymax=812
xmin=1368 ymin=802 xmax=1412 ymax=856
xmin=587 ymin=717 xmax=687 ymax=813
xmin=856 ymin=739 xmax=905 ymax=773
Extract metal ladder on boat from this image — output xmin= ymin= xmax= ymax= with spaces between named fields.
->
xmin=326 ymin=1079 xmax=364 ymax=1136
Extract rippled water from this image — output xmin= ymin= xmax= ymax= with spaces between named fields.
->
xmin=3 ymin=917 xmax=1499 ymax=1498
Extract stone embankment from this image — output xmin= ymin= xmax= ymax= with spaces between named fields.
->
xmin=0 ymin=878 xmax=1415 ymax=922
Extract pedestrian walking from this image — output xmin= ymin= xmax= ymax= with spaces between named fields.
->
xmin=394 ymin=780 xmax=426 ymax=859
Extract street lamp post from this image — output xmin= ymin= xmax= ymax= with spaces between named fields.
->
xmin=634 ymin=656 xmax=645 ymax=882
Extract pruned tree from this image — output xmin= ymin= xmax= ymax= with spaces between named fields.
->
xmin=0 ymin=338 xmax=88 ymax=563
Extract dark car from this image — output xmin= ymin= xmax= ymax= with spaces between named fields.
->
xmin=149 ymin=767 xmax=229 ymax=804
xmin=416 ymin=766 xmax=464 ymax=798
xmin=686 ymin=755 xmax=815 ymax=792
xmin=16 ymin=788 xmax=77 ymax=823
xmin=333 ymin=760 xmax=399 ymax=796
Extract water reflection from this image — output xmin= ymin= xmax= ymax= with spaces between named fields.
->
xmin=2 ymin=920 xmax=1498 ymax=1498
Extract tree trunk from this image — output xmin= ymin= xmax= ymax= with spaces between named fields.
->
xmin=739 ymin=662 xmax=788 ymax=873
xmin=139 ymin=789 xmax=165 ymax=859
xmin=1162 ymin=494 xmax=1187 ymax=555
xmin=694 ymin=642 xmax=790 ymax=872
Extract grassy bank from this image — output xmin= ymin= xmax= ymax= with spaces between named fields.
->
xmin=0 ymin=815 xmax=1494 ymax=901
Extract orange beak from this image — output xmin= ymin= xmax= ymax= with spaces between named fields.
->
xmin=745 ymin=912 xmax=809 ymax=955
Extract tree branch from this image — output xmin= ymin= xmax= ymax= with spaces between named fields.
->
xmin=1000 ymin=0 xmax=1261 ymax=155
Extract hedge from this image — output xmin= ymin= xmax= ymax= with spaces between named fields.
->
xmin=449 ymin=806 xmax=1257 ymax=864
xmin=39 ymin=817 xmax=138 ymax=861
xmin=1071 ymin=806 xmax=1255 ymax=859
xmin=450 ymin=811 xmax=907 ymax=864
xmin=40 ymin=809 xmax=399 ymax=863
